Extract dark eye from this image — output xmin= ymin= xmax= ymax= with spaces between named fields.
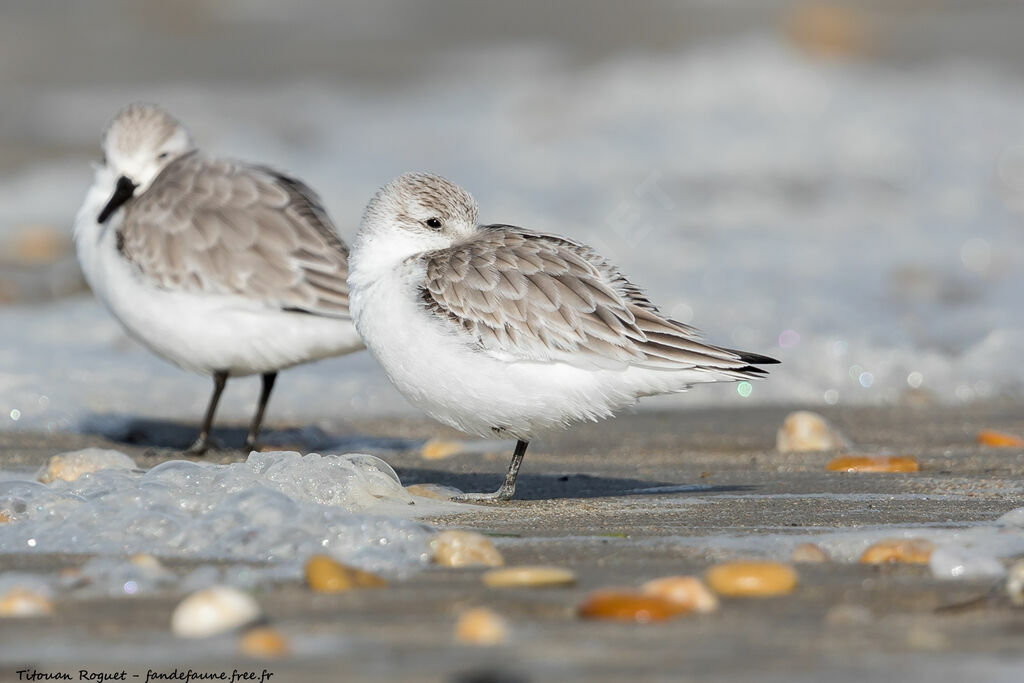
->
xmin=425 ymin=218 xmax=442 ymax=229
xmin=157 ymin=152 xmax=170 ymax=161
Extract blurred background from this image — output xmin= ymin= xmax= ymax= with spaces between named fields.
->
xmin=1 ymin=0 xmax=1023 ymax=433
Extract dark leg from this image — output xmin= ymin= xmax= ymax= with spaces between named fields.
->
xmin=453 ymin=440 xmax=529 ymax=503
xmin=244 ymin=372 xmax=278 ymax=451
xmin=186 ymin=371 xmax=228 ymax=455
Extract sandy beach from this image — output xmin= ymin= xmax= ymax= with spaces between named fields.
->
xmin=2 ymin=404 xmax=1023 ymax=682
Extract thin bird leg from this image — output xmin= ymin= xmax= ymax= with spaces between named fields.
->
xmin=186 ymin=370 xmax=228 ymax=455
xmin=453 ymin=440 xmax=529 ymax=503
xmin=244 ymin=372 xmax=278 ymax=451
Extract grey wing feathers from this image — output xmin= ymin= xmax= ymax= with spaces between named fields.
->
xmin=421 ymin=226 xmax=778 ymax=375
xmin=119 ymin=152 xmax=351 ymax=318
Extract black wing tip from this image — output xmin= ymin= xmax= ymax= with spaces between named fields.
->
xmin=731 ymin=350 xmax=781 ymax=365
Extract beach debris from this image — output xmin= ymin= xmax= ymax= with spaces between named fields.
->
xmin=825 ymin=603 xmax=873 ymax=626
xmin=432 ymin=530 xmax=504 ymax=568
xmin=0 ymin=512 xmax=9 ymax=523
xmin=976 ymin=430 xmax=1024 ymax=448
xmin=776 ymin=411 xmax=849 ymax=453
xmin=37 ymin=448 xmax=137 ymax=484
xmin=860 ymin=538 xmax=934 ymax=565
xmin=304 ymin=555 xmax=387 ymax=593
xmin=0 ymin=588 xmax=54 ymax=617
xmin=705 ymin=561 xmax=798 ymax=597
xmin=482 ymin=566 xmax=577 ymax=588
xmin=454 ymin=608 xmax=509 ymax=645
xmin=578 ymin=590 xmax=689 ymax=623
xmin=171 ymin=585 xmax=261 ymax=638
xmin=405 ymin=483 xmax=464 ymax=500
xmin=826 ymin=455 xmax=919 ymax=473
xmin=641 ymin=576 xmax=719 ymax=613
xmin=791 ymin=543 xmax=831 ymax=563
xmin=239 ymin=626 xmax=290 ymax=658
xmin=1006 ymin=560 xmax=1024 ymax=605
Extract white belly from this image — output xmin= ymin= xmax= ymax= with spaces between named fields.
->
xmin=349 ymin=261 xmax=709 ymax=440
xmin=74 ymin=188 xmax=363 ymax=377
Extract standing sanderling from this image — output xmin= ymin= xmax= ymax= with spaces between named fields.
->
xmin=348 ymin=172 xmax=778 ymax=501
xmin=74 ymin=103 xmax=363 ymax=453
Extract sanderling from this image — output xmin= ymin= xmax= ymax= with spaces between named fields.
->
xmin=74 ymin=103 xmax=363 ymax=453
xmin=348 ymin=172 xmax=778 ymax=501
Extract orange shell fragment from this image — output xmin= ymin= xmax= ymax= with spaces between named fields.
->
xmin=826 ymin=455 xmax=919 ymax=473
xmin=578 ymin=590 xmax=690 ymax=623
xmin=976 ymin=430 xmax=1024 ymax=448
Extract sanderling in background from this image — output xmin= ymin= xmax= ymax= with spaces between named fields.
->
xmin=74 ymin=103 xmax=363 ymax=453
xmin=348 ymin=172 xmax=778 ymax=501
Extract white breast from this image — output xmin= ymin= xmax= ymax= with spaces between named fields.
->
xmin=347 ymin=241 xmax=710 ymax=440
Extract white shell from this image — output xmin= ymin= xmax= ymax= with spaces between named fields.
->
xmin=37 ymin=448 xmax=137 ymax=483
xmin=171 ymin=585 xmax=261 ymax=638
xmin=776 ymin=411 xmax=850 ymax=453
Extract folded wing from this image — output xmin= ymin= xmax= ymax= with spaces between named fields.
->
xmin=119 ymin=152 xmax=351 ymax=318
xmin=420 ymin=225 xmax=777 ymax=375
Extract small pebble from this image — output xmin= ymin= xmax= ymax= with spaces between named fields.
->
xmin=860 ymin=538 xmax=934 ymax=565
xmin=304 ymin=555 xmax=387 ymax=592
xmin=239 ymin=627 xmax=290 ymax=658
xmin=454 ymin=608 xmax=509 ymax=645
xmin=1005 ymin=560 xmax=1024 ymax=605
xmin=791 ymin=543 xmax=831 ymax=563
xmin=826 ymin=455 xmax=919 ymax=473
xmin=578 ymin=590 xmax=689 ymax=623
xmin=171 ymin=585 xmax=261 ymax=638
xmin=432 ymin=530 xmax=504 ymax=568
xmin=705 ymin=561 xmax=798 ymax=597
xmin=776 ymin=411 xmax=849 ymax=453
xmin=421 ymin=439 xmax=464 ymax=460
xmin=976 ymin=430 xmax=1024 ymax=448
xmin=641 ymin=576 xmax=719 ymax=613
xmin=0 ymin=588 xmax=54 ymax=617
xmin=37 ymin=448 xmax=137 ymax=484
xmin=482 ymin=566 xmax=576 ymax=588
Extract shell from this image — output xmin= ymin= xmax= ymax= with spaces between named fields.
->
xmin=304 ymin=555 xmax=387 ymax=592
xmin=641 ymin=576 xmax=719 ymax=613
xmin=454 ymin=608 xmax=509 ymax=645
xmin=171 ymin=585 xmax=261 ymax=638
xmin=705 ymin=562 xmax=798 ymax=597
xmin=482 ymin=566 xmax=576 ymax=588
xmin=776 ymin=411 xmax=849 ymax=453
xmin=826 ymin=455 xmax=919 ymax=473
xmin=37 ymin=448 xmax=137 ymax=484
xmin=432 ymin=530 xmax=504 ymax=568
xmin=578 ymin=590 xmax=689 ymax=623
xmin=0 ymin=588 xmax=54 ymax=617
xmin=859 ymin=538 xmax=934 ymax=565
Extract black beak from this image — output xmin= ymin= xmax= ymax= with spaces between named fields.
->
xmin=97 ymin=175 xmax=137 ymax=224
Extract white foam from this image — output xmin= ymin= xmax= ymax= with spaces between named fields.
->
xmin=0 ymin=451 xmax=436 ymax=596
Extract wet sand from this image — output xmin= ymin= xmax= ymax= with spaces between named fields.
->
xmin=2 ymin=404 xmax=1024 ymax=682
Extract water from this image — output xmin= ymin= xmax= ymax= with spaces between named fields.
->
xmin=0 ymin=450 xmax=439 ymax=597
xmin=2 ymin=40 xmax=1024 ymax=431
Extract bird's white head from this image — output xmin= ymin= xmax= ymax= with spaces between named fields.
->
xmin=356 ymin=173 xmax=480 ymax=263
xmin=94 ymin=103 xmax=195 ymax=224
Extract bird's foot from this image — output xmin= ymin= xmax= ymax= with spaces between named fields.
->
xmin=451 ymin=484 xmax=516 ymax=503
xmin=184 ymin=436 xmax=220 ymax=456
